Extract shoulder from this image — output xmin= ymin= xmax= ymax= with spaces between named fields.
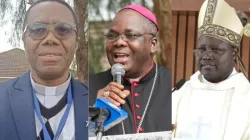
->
xmin=0 ymin=78 xmax=19 ymax=94
xmin=157 ymin=64 xmax=171 ymax=84
xmin=89 ymin=69 xmax=112 ymax=86
xmin=172 ymin=79 xmax=191 ymax=98
xmin=158 ymin=64 xmax=171 ymax=73
xmin=90 ymin=69 xmax=112 ymax=80
xmin=157 ymin=64 xmax=171 ymax=77
xmin=71 ymin=78 xmax=88 ymax=93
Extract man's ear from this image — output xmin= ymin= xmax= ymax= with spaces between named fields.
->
xmin=150 ymin=37 xmax=158 ymax=53
xmin=232 ymin=47 xmax=237 ymax=60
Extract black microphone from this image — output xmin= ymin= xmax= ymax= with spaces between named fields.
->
xmin=89 ymin=106 xmax=110 ymax=120
xmin=172 ymin=79 xmax=186 ymax=93
xmin=89 ymin=106 xmax=111 ymax=138
xmin=111 ymin=63 xmax=125 ymax=84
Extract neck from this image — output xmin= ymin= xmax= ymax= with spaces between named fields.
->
xmin=204 ymin=68 xmax=234 ymax=83
xmin=31 ymin=71 xmax=70 ymax=87
xmin=126 ymin=61 xmax=154 ymax=79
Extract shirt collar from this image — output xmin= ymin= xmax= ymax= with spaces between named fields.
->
xmin=30 ymin=73 xmax=71 ymax=96
xmin=201 ymin=68 xmax=238 ymax=84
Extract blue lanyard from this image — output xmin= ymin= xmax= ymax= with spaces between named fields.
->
xmin=33 ymin=83 xmax=73 ymax=140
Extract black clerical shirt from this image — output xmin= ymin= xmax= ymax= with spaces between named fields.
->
xmin=89 ymin=63 xmax=172 ymax=135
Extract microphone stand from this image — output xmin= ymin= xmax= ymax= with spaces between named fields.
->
xmin=91 ymin=110 xmax=109 ymax=140
xmin=95 ymin=121 xmax=104 ymax=140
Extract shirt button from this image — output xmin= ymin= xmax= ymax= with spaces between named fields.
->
xmin=139 ymin=127 xmax=144 ymax=132
xmin=135 ymin=104 xmax=140 ymax=108
xmin=137 ymin=116 xmax=141 ymax=120
xmin=134 ymin=93 xmax=140 ymax=97
xmin=133 ymin=82 xmax=139 ymax=87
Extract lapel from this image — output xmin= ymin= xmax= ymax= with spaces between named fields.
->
xmin=71 ymin=79 xmax=88 ymax=140
xmin=8 ymin=72 xmax=36 ymax=140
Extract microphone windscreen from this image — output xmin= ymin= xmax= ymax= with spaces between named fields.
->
xmin=111 ymin=63 xmax=125 ymax=76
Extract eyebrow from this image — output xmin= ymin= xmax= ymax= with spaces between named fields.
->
xmin=108 ymin=28 xmax=138 ymax=34
xmin=29 ymin=19 xmax=75 ymax=24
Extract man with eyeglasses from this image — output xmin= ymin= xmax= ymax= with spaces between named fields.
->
xmin=0 ymin=1 xmax=88 ymax=140
xmin=89 ymin=4 xmax=172 ymax=136
xmin=172 ymin=0 xmax=250 ymax=139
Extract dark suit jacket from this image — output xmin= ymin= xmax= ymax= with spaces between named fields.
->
xmin=0 ymin=72 xmax=88 ymax=140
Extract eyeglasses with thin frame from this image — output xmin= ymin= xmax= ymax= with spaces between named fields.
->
xmin=104 ymin=32 xmax=155 ymax=42
xmin=193 ymin=47 xmax=229 ymax=57
xmin=23 ymin=23 xmax=77 ymax=40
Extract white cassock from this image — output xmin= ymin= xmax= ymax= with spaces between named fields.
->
xmin=172 ymin=69 xmax=250 ymax=140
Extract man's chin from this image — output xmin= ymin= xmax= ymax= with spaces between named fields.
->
xmin=38 ymin=68 xmax=65 ymax=79
xmin=202 ymin=73 xmax=218 ymax=83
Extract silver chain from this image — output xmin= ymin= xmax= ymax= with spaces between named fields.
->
xmin=121 ymin=64 xmax=158 ymax=134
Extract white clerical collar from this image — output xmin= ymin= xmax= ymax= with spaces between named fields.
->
xmin=30 ymin=73 xmax=71 ymax=96
xmin=129 ymin=77 xmax=141 ymax=83
xmin=202 ymin=68 xmax=238 ymax=84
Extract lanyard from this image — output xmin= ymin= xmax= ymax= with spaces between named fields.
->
xmin=33 ymin=83 xmax=73 ymax=140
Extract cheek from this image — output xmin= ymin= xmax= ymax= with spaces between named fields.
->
xmin=105 ymin=42 xmax=112 ymax=54
xmin=195 ymin=57 xmax=202 ymax=68
xmin=129 ymin=41 xmax=145 ymax=54
xmin=220 ymin=52 xmax=233 ymax=63
xmin=23 ymin=37 xmax=40 ymax=59
xmin=61 ymin=39 xmax=76 ymax=56
xmin=218 ymin=56 xmax=233 ymax=68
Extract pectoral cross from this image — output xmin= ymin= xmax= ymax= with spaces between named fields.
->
xmin=192 ymin=117 xmax=210 ymax=139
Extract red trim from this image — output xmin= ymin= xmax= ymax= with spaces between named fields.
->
xmin=124 ymin=61 xmax=154 ymax=83
xmin=130 ymin=82 xmax=137 ymax=132
xmin=138 ymin=61 xmax=154 ymax=81
xmin=124 ymin=61 xmax=155 ymax=132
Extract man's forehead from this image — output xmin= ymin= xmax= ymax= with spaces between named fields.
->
xmin=198 ymin=36 xmax=230 ymax=47
xmin=109 ymin=10 xmax=148 ymax=32
xmin=114 ymin=9 xmax=146 ymax=22
xmin=27 ymin=1 xmax=74 ymax=24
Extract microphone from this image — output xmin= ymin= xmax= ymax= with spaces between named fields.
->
xmin=111 ymin=63 xmax=125 ymax=84
xmin=89 ymin=106 xmax=110 ymax=119
xmin=92 ymin=63 xmax=127 ymax=132
xmin=95 ymin=98 xmax=128 ymax=131
xmin=172 ymin=79 xmax=186 ymax=93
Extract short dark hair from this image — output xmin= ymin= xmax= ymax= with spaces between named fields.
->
xmin=144 ymin=18 xmax=157 ymax=37
xmin=23 ymin=0 xmax=78 ymax=31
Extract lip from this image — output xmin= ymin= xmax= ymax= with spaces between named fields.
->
xmin=39 ymin=52 xmax=62 ymax=56
xmin=39 ymin=52 xmax=62 ymax=63
xmin=112 ymin=52 xmax=129 ymax=64
xmin=201 ymin=64 xmax=216 ymax=69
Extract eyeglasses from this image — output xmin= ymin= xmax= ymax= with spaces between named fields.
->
xmin=193 ymin=47 xmax=229 ymax=57
xmin=104 ymin=32 xmax=154 ymax=42
xmin=23 ymin=23 xmax=77 ymax=40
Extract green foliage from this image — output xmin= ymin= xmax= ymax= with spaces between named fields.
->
xmin=88 ymin=21 xmax=109 ymax=75
xmin=70 ymin=69 xmax=77 ymax=78
xmin=89 ymin=0 xmax=149 ymax=21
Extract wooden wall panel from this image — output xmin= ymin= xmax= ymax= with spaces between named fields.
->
xmin=185 ymin=13 xmax=197 ymax=80
xmin=173 ymin=0 xmax=250 ymax=12
xmin=175 ymin=12 xmax=187 ymax=85
xmin=172 ymin=15 xmax=178 ymax=87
